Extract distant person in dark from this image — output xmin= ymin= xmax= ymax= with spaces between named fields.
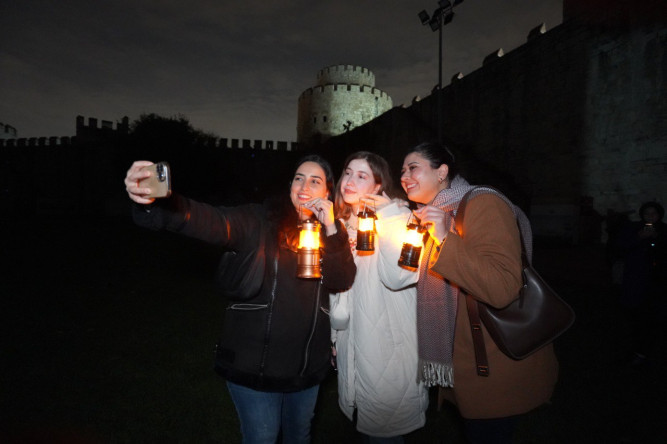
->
xmin=124 ymin=155 xmax=356 ymax=443
xmin=398 ymin=141 xmax=558 ymax=444
xmin=616 ymin=201 xmax=666 ymax=365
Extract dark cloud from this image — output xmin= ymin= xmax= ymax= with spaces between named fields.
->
xmin=0 ymin=0 xmax=562 ymax=141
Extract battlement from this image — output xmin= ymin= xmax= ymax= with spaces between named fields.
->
xmin=399 ymin=22 xmax=552 ymax=98
xmin=194 ymin=137 xmax=298 ymax=151
xmin=0 ymin=122 xmax=18 ymax=139
xmin=0 ymin=137 xmax=300 ymax=152
xmin=317 ymin=64 xmax=375 ymax=87
xmin=298 ymin=84 xmax=391 ymax=101
xmin=0 ymin=135 xmax=297 ymax=151
xmin=76 ymin=115 xmax=130 ymax=136
xmin=0 ymin=137 xmax=74 ymax=148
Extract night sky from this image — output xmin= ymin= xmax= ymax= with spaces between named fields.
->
xmin=1 ymin=0 xmax=562 ymax=142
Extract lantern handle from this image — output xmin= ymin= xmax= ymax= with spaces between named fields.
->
xmin=406 ymin=211 xmax=425 ymax=230
xmin=359 ymin=197 xmax=377 ymax=216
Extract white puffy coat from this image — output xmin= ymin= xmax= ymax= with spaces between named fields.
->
xmin=330 ymin=202 xmax=429 ymax=437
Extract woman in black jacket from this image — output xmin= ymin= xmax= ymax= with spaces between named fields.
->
xmin=125 ymin=155 xmax=356 ymax=443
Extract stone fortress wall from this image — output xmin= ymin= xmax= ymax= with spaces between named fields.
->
xmin=1 ymin=0 xmax=664 ymax=243
xmin=319 ymin=0 xmax=666 ymax=243
xmin=0 ymin=116 xmax=298 ymax=152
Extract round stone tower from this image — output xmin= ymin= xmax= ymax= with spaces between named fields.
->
xmin=297 ymin=65 xmax=393 ymax=145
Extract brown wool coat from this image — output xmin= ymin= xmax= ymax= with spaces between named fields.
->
xmin=432 ymin=194 xmax=558 ymax=419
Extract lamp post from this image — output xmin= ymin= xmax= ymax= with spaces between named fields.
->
xmin=418 ymin=0 xmax=463 ymax=144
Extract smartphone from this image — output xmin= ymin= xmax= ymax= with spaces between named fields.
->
xmin=140 ymin=162 xmax=172 ymax=198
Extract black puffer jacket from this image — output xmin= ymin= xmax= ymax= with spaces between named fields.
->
xmin=133 ymin=194 xmax=356 ymax=392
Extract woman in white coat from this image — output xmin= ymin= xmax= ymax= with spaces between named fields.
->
xmin=330 ymin=151 xmax=428 ymax=443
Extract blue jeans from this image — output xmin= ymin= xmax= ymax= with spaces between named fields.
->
xmin=226 ymin=381 xmax=320 ymax=444
xmin=462 ymin=416 xmax=518 ymax=444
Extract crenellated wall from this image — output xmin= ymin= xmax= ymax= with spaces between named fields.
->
xmin=0 ymin=136 xmax=74 ymax=147
xmin=1 ymin=0 xmax=663 ymax=242
xmin=0 ymin=135 xmax=297 ymax=151
xmin=1 ymin=115 xmax=299 ymax=151
xmin=316 ymin=64 xmax=375 ymax=87
xmin=318 ymin=0 xmax=666 ymax=243
xmin=0 ymin=122 xmax=18 ymax=139
xmin=0 ymin=114 xmax=301 ymax=218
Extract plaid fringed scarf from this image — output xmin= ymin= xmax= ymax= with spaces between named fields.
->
xmin=416 ymin=178 xmax=533 ymax=388
xmin=416 ymin=177 xmax=475 ymax=387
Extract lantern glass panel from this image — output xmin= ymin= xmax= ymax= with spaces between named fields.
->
xmin=298 ymin=221 xmax=321 ymax=249
xmin=358 ymin=217 xmax=375 ymax=232
xmin=404 ymin=227 xmax=423 ymax=246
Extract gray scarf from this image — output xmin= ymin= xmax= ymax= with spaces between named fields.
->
xmin=416 ymin=177 xmax=533 ymax=387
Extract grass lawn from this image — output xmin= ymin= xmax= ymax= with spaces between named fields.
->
xmin=1 ymin=215 xmax=665 ymax=443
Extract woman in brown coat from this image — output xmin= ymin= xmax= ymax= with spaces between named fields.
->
xmin=400 ymin=142 xmax=558 ymax=443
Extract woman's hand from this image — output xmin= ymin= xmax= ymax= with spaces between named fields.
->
xmin=412 ymin=204 xmax=450 ymax=245
xmin=124 ymin=160 xmax=156 ymax=205
xmin=361 ymin=191 xmax=394 ymax=211
xmin=304 ymin=198 xmax=337 ymax=235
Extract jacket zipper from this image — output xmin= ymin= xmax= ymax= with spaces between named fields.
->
xmin=258 ymin=254 xmax=279 ymax=378
xmin=300 ymin=280 xmax=321 ymax=376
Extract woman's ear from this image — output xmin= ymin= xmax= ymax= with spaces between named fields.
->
xmin=437 ymin=164 xmax=449 ymax=183
xmin=372 ymin=183 xmax=382 ymax=195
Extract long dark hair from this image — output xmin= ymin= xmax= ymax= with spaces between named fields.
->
xmin=268 ymin=154 xmax=336 ymax=249
xmin=406 ymin=141 xmax=459 ymax=182
xmin=334 ymin=151 xmax=395 ymax=221
xmin=293 ymin=154 xmax=336 ymax=201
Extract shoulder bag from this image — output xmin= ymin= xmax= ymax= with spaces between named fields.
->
xmin=455 ymin=188 xmax=575 ymax=375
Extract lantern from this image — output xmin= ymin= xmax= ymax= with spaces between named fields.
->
xmin=356 ymin=200 xmax=377 ymax=252
xmin=398 ymin=218 xmax=425 ymax=270
xmin=297 ymin=219 xmax=322 ymax=278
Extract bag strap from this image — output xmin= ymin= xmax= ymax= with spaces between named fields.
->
xmin=465 ymin=293 xmax=490 ymax=376
xmin=456 ymin=186 xmax=533 ymax=262
xmin=455 ymin=187 xmax=526 ymax=377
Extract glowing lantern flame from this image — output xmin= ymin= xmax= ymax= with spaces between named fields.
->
xmin=298 ymin=224 xmax=321 ymax=249
xmin=358 ymin=216 xmax=375 ymax=232
xmin=404 ymin=225 xmax=424 ymax=246
xmin=356 ymin=201 xmax=377 ymax=252
xmin=297 ymin=219 xmax=321 ymax=278
xmin=398 ymin=221 xmax=424 ymax=270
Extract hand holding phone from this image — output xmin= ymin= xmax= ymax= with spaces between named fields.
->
xmin=140 ymin=161 xmax=172 ymax=198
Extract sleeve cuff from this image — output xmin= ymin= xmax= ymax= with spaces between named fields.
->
xmin=323 ymin=219 xmax=349 ymax=249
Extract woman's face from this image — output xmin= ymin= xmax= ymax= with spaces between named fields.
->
xmin=339 ymin=158 xmax=381 ymax=208
xmin=400 ymin=152 xmax=444 ymax=204
xmin=290 ymin=161 xmax=329 ymax=219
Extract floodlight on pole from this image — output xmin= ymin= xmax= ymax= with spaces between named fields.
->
xmin=418 ymin=0 xmax=464 ymax=144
